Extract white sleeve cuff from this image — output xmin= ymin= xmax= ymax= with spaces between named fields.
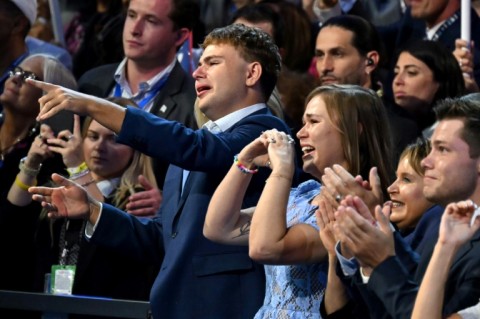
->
xmin=335 ymin=241 xmax=359 ymax=276
xmin=85 ymin=202 xmax=103 ymax=239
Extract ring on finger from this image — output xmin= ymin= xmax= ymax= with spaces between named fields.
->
xmin=335 ymin=194 xmax=343 ymax=203
xmin=67 ymin=135 xmax=74 ymax=141
xmin=265 ymin=160 xmax=271 ymax=168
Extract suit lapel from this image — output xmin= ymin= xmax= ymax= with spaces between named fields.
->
xmin=150 ymin=62 xmax=184 ymax=117
xmin=450 ymin=230 xmax=480 ymax=269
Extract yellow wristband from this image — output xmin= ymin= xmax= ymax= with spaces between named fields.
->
xmin=67 ymin=162 xmax=88 ymax=177
xmin=15 ymin=176 xmax=37 ymax=191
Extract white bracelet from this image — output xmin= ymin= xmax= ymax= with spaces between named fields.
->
xmin=19 ymin=157 xmax=42 ymax=177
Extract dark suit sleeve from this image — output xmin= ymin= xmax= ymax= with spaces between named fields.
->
xmin=116 ymin=106 xmax=289 ymax=172
xmin=367 ymin=255 xmax=419 ymax=318
xmin=90 ymin=203 xmax=165 ymax=264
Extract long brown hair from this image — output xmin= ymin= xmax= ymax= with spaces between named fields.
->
xmin=305 ymin=84 xmax=394 ymax=196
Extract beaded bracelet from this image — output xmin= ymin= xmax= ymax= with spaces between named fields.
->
xmin=233 ymin=154 xmax=258 ymax=174
xmin=67 ymin=162 xmax=89 ymax=177
xmin=15 ymin=175 xmax=37 ymax=191
xmin=19 ymin=157 xmax=42 ymax=177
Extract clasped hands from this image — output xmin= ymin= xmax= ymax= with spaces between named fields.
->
xmin=236 ymin=129 xmax=295 ymax=175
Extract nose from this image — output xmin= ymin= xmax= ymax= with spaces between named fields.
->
xmin=130 ymin=17 xmax=144 ymax=36
xmin=420 ymin=154 xmax=432 ymax=171
xmin=387 ymin=179 xmax=398 ymax=195
xmin=316 ymin=56 xmax=333 ymax=74
xmin=10 ymin=74 xmax=23 ymax=87
xmin=192 ymin=65 xmax=204 ymax=80
xmin=393 ymin=72 xmax=404 ymax=87
xmin=296 ymin=124 xmax=306 ymax=139
xmin=94 ymin=137 xmax=108 ymax=152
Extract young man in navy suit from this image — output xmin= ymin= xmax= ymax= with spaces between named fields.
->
xmin=28 ymin=24 xmax=292 ymax=319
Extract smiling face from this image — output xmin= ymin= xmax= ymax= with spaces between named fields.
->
xmin=393 ymin=52 xmax=439 ymax=115
xmin=192 ymin=43 xmax=252 ymax=120
xmin=421 ymin=119 xmax=480 ymax=206
xmin=296 ymin=94 xmax=348 ymax=180
xmin=388 ymin=156 xmax=434 ymax=231
xmin=0 ymin=57 xmax=44 ymax=117
xmin=315 ymin=26 xmax=369 ymax=87
xmin=83 ymin=120 xmax=134 ymax=180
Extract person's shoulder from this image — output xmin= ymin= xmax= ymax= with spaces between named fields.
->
xmin=79 ymin=63 xmax=118 ymax=80
xmin=77 ymin=63 xmax=118 ymax=94
xmin=240 ymin=111 xmax=290 ymax=132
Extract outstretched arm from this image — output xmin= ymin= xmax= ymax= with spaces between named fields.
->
xmin=27 ymin=79 xmax=126 ymax=133
xmin=412 ymin=200 xmax=480 ymax=319
xmin=29 ymin=173 xmax=101 ymax=225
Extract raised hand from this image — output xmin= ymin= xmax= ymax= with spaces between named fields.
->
xmin=29 ymin=173 xmax=99 ymax=221
xmin=453 ymin=39 xmax=479 ymax=93
xmin=26 ymin=124 xmax=55 ymax=168
xmin=438 ymin=200 xmax=480 ymax=248
xmin=322 ymin=165 xmax=383 ymax=213
xmin=26 ymin=79 xmax=120 ymax=122
xmin=315 ymin=198 xmax=338 ymax=255
xmin=126 ymin=175 xmax=162 ymax=218
xmin=46 ymin=114 xmax=84 ymax=167
xmin=236 ymin=129 xmax=295 ymax=174
xmin=334 ymin=197 xmax=394 ymax=269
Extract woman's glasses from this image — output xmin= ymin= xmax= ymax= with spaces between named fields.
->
xmin=8 ymin=66 xmax=39 ymax=82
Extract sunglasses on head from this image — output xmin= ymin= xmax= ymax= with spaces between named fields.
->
xmin=8 ymin=66 xmax=39 ymax=82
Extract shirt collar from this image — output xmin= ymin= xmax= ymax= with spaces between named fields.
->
xmin=96 ymin=177 xmax=121 ymax=198
xmin=425 ymin=20 xmax=445 ymax=40
xmin=113 ymin=57 xmax=177 ymax=96
xmin=202 ymin=103 xmax=267 ymax=133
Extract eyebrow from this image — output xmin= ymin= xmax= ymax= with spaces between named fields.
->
xmin=199 ymin=55 xmax=223 ymax=65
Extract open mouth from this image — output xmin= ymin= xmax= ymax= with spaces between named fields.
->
xmin=391 ymin=200 xmax=404 ymax=208
xmin=301 ymin=146 xmax=315 ymax=156
xmin=196 ymin=84 xmax=211 ymax=96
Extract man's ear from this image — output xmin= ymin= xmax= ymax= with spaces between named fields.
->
xmin=365 ymin=51 xmax=380 ymax=74
xmin=245 ymin=62 xmax=262 ymax=87
xmin=174 ymin=28 xmax=191 ymax=48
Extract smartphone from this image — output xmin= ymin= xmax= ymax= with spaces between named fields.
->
xmin=41 ymin=110 xmax=74 ymax=136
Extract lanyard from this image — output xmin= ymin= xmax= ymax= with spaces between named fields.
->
xmin=431 ymin=11 xmax=460 ymax=41
xmin=113 ymin=73 xmax=169 ymax=110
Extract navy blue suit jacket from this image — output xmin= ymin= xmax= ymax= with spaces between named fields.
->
xmin=90 ymin=107 xmax=292 ymax=318
xmin=347 ymin=205 xmax=480 ymax=319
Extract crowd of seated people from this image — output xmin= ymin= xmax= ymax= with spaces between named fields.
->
xmin=1 ymin=0 xmax=480 ymax=319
